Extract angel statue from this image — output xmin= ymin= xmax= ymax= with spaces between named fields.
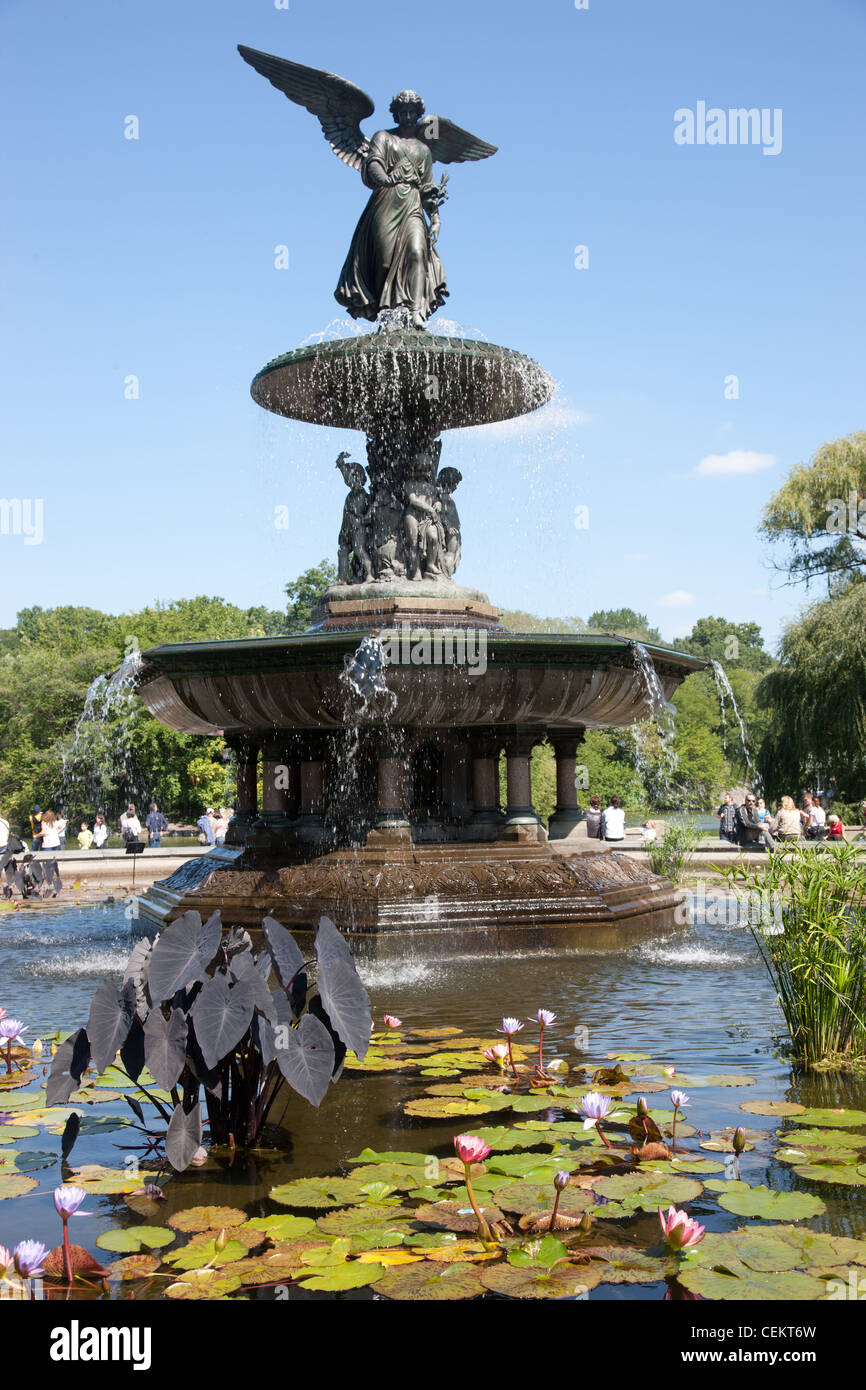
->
xmin=238 ymin=46 xmax=497 ymax=329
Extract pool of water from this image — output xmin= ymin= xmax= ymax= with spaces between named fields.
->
xmin=2 ymin=899 xmax=864 ymax=1298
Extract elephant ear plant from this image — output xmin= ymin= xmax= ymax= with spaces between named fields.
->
xmin=45 ymin=911 xmax=372 ymax=1171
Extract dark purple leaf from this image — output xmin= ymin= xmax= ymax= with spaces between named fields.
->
xmin=190 ymin=973 xmax=255 ymax=1070
xmin=165 ymin=1103 xmax=202 ymax=1172
xmin=87 ymin=977 xmax=138 ymax=1074
xmin=46 ymin=1028 xmax=91 ymax=1106
xmin=60 ymin=1113 xmax=80 ymax=1164
xmin=146 ymin=910 xmax=223 ymax=1004
xmin=144 ymin=1007 xmax=189 ymax=1091
xmin=230 ymin=951 xmax=278 ymax=1026
xmin=316 ymin=957 xmax=372 ymax=1062
xmin=120 ymin=1014 xmax=146 ymax=1082
xmin=262 ymin=916 xmax=306 ymax=990
xmin=273 ymin=1013 xmax=335 ymax=1107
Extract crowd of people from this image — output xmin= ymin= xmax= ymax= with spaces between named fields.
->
xmin=0 ymin=802 xmax=234 ymax=853
xmin=716 ymin=792 xmax=865 ymax=850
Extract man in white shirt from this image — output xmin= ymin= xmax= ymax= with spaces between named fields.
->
xmin=602 ymin=796 xmax=626 ymax=841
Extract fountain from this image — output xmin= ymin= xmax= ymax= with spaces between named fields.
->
xmin=135 ymin=46 xmax=707 ymax=951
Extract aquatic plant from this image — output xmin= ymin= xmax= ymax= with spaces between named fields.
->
xmin=669 ymin=1090 xmax=689 ymax=1148
xmin=718 ymin=842 xmax=866 ymax=1064
xmin=0 ymin=1017 xmax=26 ymax=1074
xmin=648 ymin=820 xmax=700 ymax=882
xmin=498 ymin=1018 xmax=524 ymax=1079
xmin=658 ymin=1205 xmax=705 ymax=1253
xmin=44 ymin=911 xmax=372 ymax=1170
xmin=53 ymin=1185 xmax=90 ymax=1283
xmin=453 ymin=1134 xmax=493 ymax=1242
xmin=533 ymin=1009 xmax=556 ymax=1072
xmin=576 ymin=1091 xmax=625 ymax=1148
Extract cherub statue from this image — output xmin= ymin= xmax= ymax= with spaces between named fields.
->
xmin=238 ymin=46 xmax=497 ymax=328
xmin=437 ymin=467 xmax=463 ymax=577
xmin=403 ymin=441 xmax=446 ymax=580
xmin=336 ymin=451 xmax=372 ymax=583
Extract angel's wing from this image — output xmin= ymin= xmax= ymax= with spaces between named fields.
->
xmin=420 ymin=116 xmax=497 ymax=164
xmin=238 ymin=45 xmax=375 ymax=172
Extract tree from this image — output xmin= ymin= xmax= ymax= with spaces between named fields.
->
xmin=760 ymin=431 xmax=866 ymax=587
xmin=674 ymin=616 xmax=774 ymax=672
xmin=586 ymin=609 xmax=663 ymax=644
xmin=498 ymin=610 xmax=585 ymax=634
xmin=756 ymin=578 xmax=866 ymax=801
xmin=284 ymin=560 xmax=337 ymax=633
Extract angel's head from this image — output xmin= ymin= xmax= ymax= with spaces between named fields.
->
xmin=390 ymin=90 xmax=425 ymax=128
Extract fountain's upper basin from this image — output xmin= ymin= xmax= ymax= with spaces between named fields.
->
xmin=250 ymin=330 xmax=554 ymax=431
xmin=137 ymin=632 xmax=707 ymax=736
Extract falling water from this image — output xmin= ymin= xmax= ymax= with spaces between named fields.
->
xmin=710 ymin=659 xmax=756 ymax=783
xmin=631 ymin=643 xmax=680 ymax=805
xmin=59 ymin=649 xmax=144 ymax=814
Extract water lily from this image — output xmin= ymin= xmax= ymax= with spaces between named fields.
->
xmin=0 ymin=1017 xmax=25 ymax=1074
xmin=13 ymin=1240 xmax=47 ymax=1279
xmin=54 ymin=1184 xmax=90 ymax=1283
xmin=0 ymin=1244 xmax=11 ymax=1277
xmin=31 ymin=1038 xmax=43 ymax=1058
xmin=453 ymin=1133 xmax=492 ymax=1165
xmin=546 ymin=1057 xmax=568 ymax=1075
xmin=732 ymin=1126 xmax=747 ymax=1155
xmin=497 ymin=1017 xmax=524 ymax=1078
xmin=453 ymin=1135 xmax=494 ymax=1242
xmin=658 ymin=1205 xmax=705 ymax=1253
xmin=663 ymin=1065 xmax=676 ymax=1077
xmin=670 ymin=1090 xmax=689 ymax=1148
xmin=382 ymin=1015 xmax=402 ymax=1029
xmin=533 ymin=1008 xmax=557 ymax=1071
xmin=482 ymin=1043 xmax=509 ymax=1070
xmin=576 ymin=1091 xmax=626 ymax=1148
xmin=548 ymin=1169 xmax=571 ymax=1232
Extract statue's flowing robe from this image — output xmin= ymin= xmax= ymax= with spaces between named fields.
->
xmin=335 ymin=130 xmax=448 ymax=321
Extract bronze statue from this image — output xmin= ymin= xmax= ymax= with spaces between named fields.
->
xmin=404 ymin=442 xmax=446 ymax=580
xmin=238 ymin=46 xmax=497 ymax=328
xmin=437 ymin=467 xmax=462 ymax=577
xmin=335 ymin=452 xmax=372 ymax=583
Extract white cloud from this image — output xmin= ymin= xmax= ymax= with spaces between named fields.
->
xmin=659 ymin=590 xmax=696 ymax=607
xmin=694 ymin=449 xmax=775 ymax=477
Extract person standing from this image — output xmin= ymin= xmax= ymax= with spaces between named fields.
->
xmin=29 ymin=805 xmax=43 ymax=852
xmin=56 ymin=813 xmax=67 ymax=850
xmin=213 ymin=809 xmax=228 ymax=846
xmin=120 ymin=803 xmax=142 ymax=843
xmin=197 ymin=808 xmax=215 ymax=846
xmin=602 ymin=795 xmax=626 ymax=842
xmin=35 ymin=810 xmax=61 ymax=851
xmin=716 ymin=793 xmax=738 ymax=844
xmin=92 ymin=813 xmax=109 ymax=849
xmin=145 ymin=802 xmax=168 ymax=848
xmin=77 ymin=821 xmax=94 ymax=850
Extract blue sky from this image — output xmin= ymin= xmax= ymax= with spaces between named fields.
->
xmin=1 ymin=0 xmax=864 ymax=649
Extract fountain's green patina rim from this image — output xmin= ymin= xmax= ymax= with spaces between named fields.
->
xmin=139 ymin=632 xmax=708 ymax=683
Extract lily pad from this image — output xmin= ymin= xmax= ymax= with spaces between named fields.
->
xmin=96 ymin=1225 xmax=176 ymax=1253
xmin=739 ymin=1099 xmax=806 ymax=1117
xmin=592 ymin=1170 xmax=703 ymax=1212
xmin=403 ymin=1095 xmax=512 ymax=1119
xmin=585 ymin=1245 xmax=672 ymax=1285
xmin=245 ymin=1214 xmax=317 ymax=1239
xmin=296 ymin=1262 xmax=385 ymax=1291
xmin=375 ymin=1260 xmax=486 ymax=1300
xmin=480 ymin=1260 xmax=598 ymax=1299
xmin=704 ymin=1180 xmax=826 ymax=1220
xmin=68 ymin=1164 xmax=141 ymax=1194
xmin=639 ymin=1157 xmax=726 ymax=1175
xmin=107 ymin=1253 xmax=161 ymax=1281
xmin=412 ymin=1198 xmax=505 ymax=1233
xmin=348 ymin=1147 xmax=432 ymax=1166
xmin=493 ymin=1182 xmax=595 ymax=1217
xmin=168 ymin=1205 xmax=248 ymax=1232
xmin=0 ymin=1172 xmax=38 ymax=1200
xmin=270 ymin=1177 xmax=369 ymax=1209
xmin=485 ymin=1153 xmax=569 ymax=1180
xmin=792 ymin=1161 xmax=866 ymax=1186
xmin=791 ymin=1108 xmax=866 ymax=1128
xmin=316 ymin=1203 xmax=414 ymax=1237
xmin=165 ymin=1269 xmax=243 ymax=1299
xmin=167 ymin=1237 xmax=249 ymax=1270
xmin=777 ymin=1127 xmax=866 ymax=1151
xmin=679 ymin=1266 xmax=827 ymax=1301
xmin=6 ymin=1150 xmax=56 ymax=1172
xmin=407 ymin=1027 xmax=464 ymax=1039
xmin=0 ymin=1125 xmax=40 ymax=1141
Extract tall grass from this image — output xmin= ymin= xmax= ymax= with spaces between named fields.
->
xmin=648 ymin=820 xmax=700 ymax=882
xmin=718 ymin=843 xmax=866 ymax=1065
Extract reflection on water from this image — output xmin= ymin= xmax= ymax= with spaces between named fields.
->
xmin=2 ymin=896 xmax=864 ymax=1298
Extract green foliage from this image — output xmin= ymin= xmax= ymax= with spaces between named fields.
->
xmin=674 ymin=616 xmax=774 ymax=672
xmin=718 ymin=843 xmax=866 ymax=1064
xmin=586 ymin=609 xmax=662 ymax=644
xmin=648 ymin=820 xmax=700 ymax=881
xmin=284 ymin=560 xmax=337 ymax=633
xmin=759 ymin=430 xmax=866 ymax=586
xmin=756 ymin=579 xmax=866 ymax=801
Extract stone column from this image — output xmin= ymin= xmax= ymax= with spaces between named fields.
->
xmin=255 ymin=735 xmax=300 ymax=845
xmin=369 ymin=730 xmax=411 ymax=843
xmin=502 ymin=730 xmax=544 ymax=839
xmin=225 ymin=735 xmax=259 ymax=846
xmin=547 ymin=728 xmax=587 ymax=840
xmin=468 ymin=728 xmax=503 ymax=840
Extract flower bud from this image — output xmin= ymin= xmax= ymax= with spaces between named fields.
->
xmin=31 ymin=1038 xmax=43 ymax=1058
xmin=554 ymin=1170 xmax=570 ymax=1192
xmin=636 ymin=1096 xmax=649 ymax=1117
xmin=214 ymin=1228 xmax=227 ymax=1252
xmin=732 ymin=1126 xmax=747 ymax=1155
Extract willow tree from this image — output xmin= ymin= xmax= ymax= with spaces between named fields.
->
xmin=757 ymin=579 xmax=866 ymax=800
xmin=760 ymin=431 xmax=866 ymax=587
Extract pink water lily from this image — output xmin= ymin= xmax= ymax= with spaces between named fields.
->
xmin=454 ymin=1133 xmax=492 ymax=1165
xmin=670 ymin=1089 xmax=689 ymax=1148
xmin=382 ymin=1015 xmax=402 ymax=1029
xmin=454 ymin=1135 xmax=494 ymax=1242
xmin=483 ymin=1043 xmax=509 ymax=1069
xmin=658 ymin=1205 xmax=706 ymax=1252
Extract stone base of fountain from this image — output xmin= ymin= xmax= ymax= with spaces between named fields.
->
xmin=136 ymin=838 xmax=684 ymax=953
xmin=311 ymin=582 xmax=501 ymax=633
